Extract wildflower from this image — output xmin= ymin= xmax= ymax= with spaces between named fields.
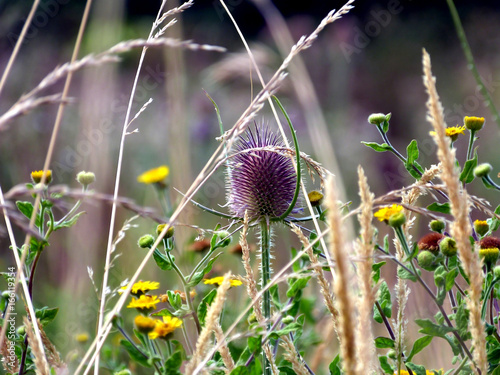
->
xmin=439 ymin=237 xmax=457 ymax=257
xmin=429 ymin=125 xmax=466 ymax=142
xmin=418 ymin=233 xmax=444 ymax=254
xmin=156 ymin=224 xmax=174 ymax=238
xmin=464 ymin=116 xmax=485 ymax=131
xmin=76 ymin=171 xmax=96 ymax=186
xmin=75 ymin=333 xmax=89 ymax=343
xmin=120 ymin=281 xmax=159 ymax=296
xmin=474 ymin=220 xmax=489 ymax=237
xmin=127 ymin=295 xmax=160 ymax=311
xmin=138 ymin=234 xmax=155 ymax=248
xmin=374 ymin=204 xmax=404 ymax=223
xmin=394 ymin=371 xmax=438 ymax=375
xmin=137 ymin=165 xmax=169 ymax=185
xmin=134 ymin=315 xmax=156 ymax=334
xmin=367 ymin=113 xmax=391 ymax=126
xmin=307 ymin=190 xmax=324 ymax=207
xmin=473 ymin=163 xmax=493 ymax=178
xmin=388 ymin=212 xmax=406 ymax=228
xmin=479 ymin=248 xmax=499 ymax=267
xmin=31 ymin=170 xmax=52 ymax=184
xmin=148 ymin=316 xmax=183 ymax=340
xmin=204 ymin=276 xmax=242 ymax=287
xmin=479 ymin=236 xmax=500 ymax=250
xmin=227 ymin=125 xmax=299 ymax=221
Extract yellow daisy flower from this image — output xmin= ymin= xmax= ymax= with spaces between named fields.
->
xmin=148 ymin=316 xmax=183 ymax=340
xmin=120 ymin=281 xmax=160 ymax=295
xmin=134 ymin=315 xmax=157 ymax=334
xmin=429 ymin=125 xmax=466 ymax=141
xmin=31 ymin=170 xmax=52 ymax=184
xmin=203 ymin=276 xmax=242 ymax=287
xmin=374 ymin=204 xmax=403 ymax=222
xmin=464 ymin=116 xmax=485 ymax=131
xmin=126 ymin=295 xmax=160 ymax=310
xmin=137 ymin=165 xmax=169 ymax=184
xmin=395 ymin=371 xmax=438 ymax=375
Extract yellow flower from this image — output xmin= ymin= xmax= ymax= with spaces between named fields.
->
xmin=148 ymin=316 xmax=183 ymax=340
xmin=127 ymin=295 xmax=160 ymax=310
xmin=31 ymin=170 xmax=52 ymax=184
xmin=75 ymin=333 xmax=89 ymax=343
xmin=203 ymin=276 xmax=243 ymax=287
xmin=464 ymin=116 xmax=485 ymax=131
xmin=120 ymin=281 xmax=160 ymax=295
xmin=429 ymin=125 xmax=466 ymax=141
xmin=137 ymin=165 xmax=169 ymax=184
xmin=374 ymin=204 xmax=404 ymax=222
xmin=134 ymin=315 xmax=157 ymax=334
xmin=395 ymin=371 xmax=438 ymax=375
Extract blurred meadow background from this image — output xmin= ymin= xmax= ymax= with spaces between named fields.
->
xmin=1 ymin=0 xmax=500 ymax=373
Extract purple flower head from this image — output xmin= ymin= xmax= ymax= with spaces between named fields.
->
xmin=227 ymin=125 xmax=300 ymax=221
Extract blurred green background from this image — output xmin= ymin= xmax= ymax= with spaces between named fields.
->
xmin=1 ymin=0 xmax=500 ymax=372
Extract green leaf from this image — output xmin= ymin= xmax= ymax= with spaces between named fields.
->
xmin=405 ymin=243 xmax=419 ymax=262
xmin=16 ymin=201 xmax=41 ymax=227
xmin=164 ymin=351 xmax=183 ymax=375
xmin=405 ymin=362 xmax=427 ymax=375
xmin=487 ymin=205 xmax=500 ymax=233
xmin=398 ymin=265 xmax=417 ymax=282
xmin=286 ymin=276 xmax=311 ymax=298
xmin=405 ymin=140 xmax=423 ymax=180
xmin=459 ymin=150 xmax=478 ymax=183
xmin=54 ymin=211 xmax=85 ymax=230
xmin=167 ymin=291 xmax=182 ymax=311
xmin=269 ymin=284 xmax=282 ymax=309
xmin=35 ymin=306 xmax=58 ymax=326
xmin=153 ymin=249 xmax=172 ymax=271
xmin=374 ymin=281 xmax=392 ymax=323
xmin=197 ymin=289 xmax=217 ymax=327
xmin=188 ymin=252 xmax=223 ymax=287
xmin=329 ymin=354 xmax=341 ymax=375
xmin=415 ymin=319 xmax=456 ymax=338
xmin=268 ymin=322 xmax=303 ymax=340
xmin=427 ymin=202 xmax=451 ymax=214
xmin=120 ymin=340 xmax=151 ymax=368
xmin=407 ymin=335 xmax=433 ymax=361
xmin=378 ymin=355 xmax=393 ymax=374
xmin=445 ymin=268 xmax=459 ymax=292
xmin=372 ymin=261 xmax=386 ymax=283
xmin=247 ymin=335 xmax=262 ymax=353
xmin=374 ymin=337 xmax=395 ymax=349
xmin=491 ymin=366 xmax=500 ymax=375
xmin=230 ymin=366 xmax=250 ymax=375
xmin=278 ymin=366 xmax=296 ymax=375
xmin=361 ymin=141 xmax=392 ymax=152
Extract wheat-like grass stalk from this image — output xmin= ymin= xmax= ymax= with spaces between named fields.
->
xmin=280 ymin=336 xmax=310 ymax=375
xmin=184 ymin=273 xmax=232 ymax=374
xmin=422 ymin=48 xmax=486 ymax=374
xmin=24 ymin=318 xmax=50 ymax=375
xmin=326 ymin=175 xmax=357 ymax=375
xmin=354 ymin=166 xmax=376 ymax=373
xmin=214 ymin=323 xmax=235 ymax=374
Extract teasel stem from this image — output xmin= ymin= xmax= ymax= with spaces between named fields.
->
xmin=260 ymin=217 xmax=272 ymax=375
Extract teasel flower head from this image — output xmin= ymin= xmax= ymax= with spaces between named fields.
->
xmin=226 ymin=125 xmax=300 ymax=221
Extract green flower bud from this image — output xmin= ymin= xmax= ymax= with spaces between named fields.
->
xmin=214 ymin=230 xmax=232 ymax=248
xmin=474 ymin=220 xmax=489 ymax=237
xmin=76 ymin=171 xmax=96 ymax=186
xmin=429 ymin=220 xmax=445 ymax=233
xmin=17 ymin=326 xmax=25 ymax=336
xmin=156 ymin=224 xmax=174 ymax=238
xmin=418 ymin=250 xmax=437 ymax=271
xmin=473 ymin=163 xmax=493 ymax=178
xmin=282 ymin=315 xmax=295 ymax=324
xmin=439 ymin=237 xmax=457 ymax=257
xmin=464 ymin=116 xmax=485 ymax=131
xmin=388 ymin=212 xmax=406 ymax=228
xmin=367 ymin=113 xmax=390 ymax=126
xmin=138 ymin=234 xmax=155 ymax=249
xmin=493 ymin=266 xmax=500 ymax=279
xmin=307 ymin=190 xmax=324 ymax=207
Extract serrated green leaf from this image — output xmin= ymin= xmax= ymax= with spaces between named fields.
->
xmin=35 ymin=306 xmax=58 ymax=326
xmin=120 ymin=340 xmax=151 ymax=368
xmin=375 ymin=336 xmax=395 ymax=349
xmin=415 ymin=318 xmax=456 ymax=338
xmin=405 ymin=362 xmax=426 ymax=375
xmin=361 ymin=141 xmax=392 ymax=152
xmin=407 ymin=335 xmax=433 ymax=361
xmin=286 ymin=276 xmax=311 ymax=298
xmin=378 ymin=355 xmax=393 ymax=374
xmin=459 ymin=151 xmax=478 ymax=183
xmin=54 ymin=211 xmax=85 ymax=230
xmin=197 ymin=289 xmax=217 ymax=327
xmin=427 ymin=202 xmax=451 ymax=214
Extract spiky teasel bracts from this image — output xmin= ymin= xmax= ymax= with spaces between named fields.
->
xmin=422 ymin=49 xmax=486 ymax=374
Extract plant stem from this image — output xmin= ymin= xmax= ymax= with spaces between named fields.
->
xmin=446 ymin=0 xmax=500 ymax=128
xmin=260 ymin=218 xmax=272 ymax=375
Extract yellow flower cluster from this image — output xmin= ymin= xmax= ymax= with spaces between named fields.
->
xmin=374 ymin=204 xmax=403 ymax=222
xmin=127 ymin=295 xmax=160 ymax=310
xmin=204 ymin=276 xmax=242 ymax=287
xmin=134 ymin=315 xmax=183 ymax=340
xmin=120 ymin=280 xmax=160 ymax=295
